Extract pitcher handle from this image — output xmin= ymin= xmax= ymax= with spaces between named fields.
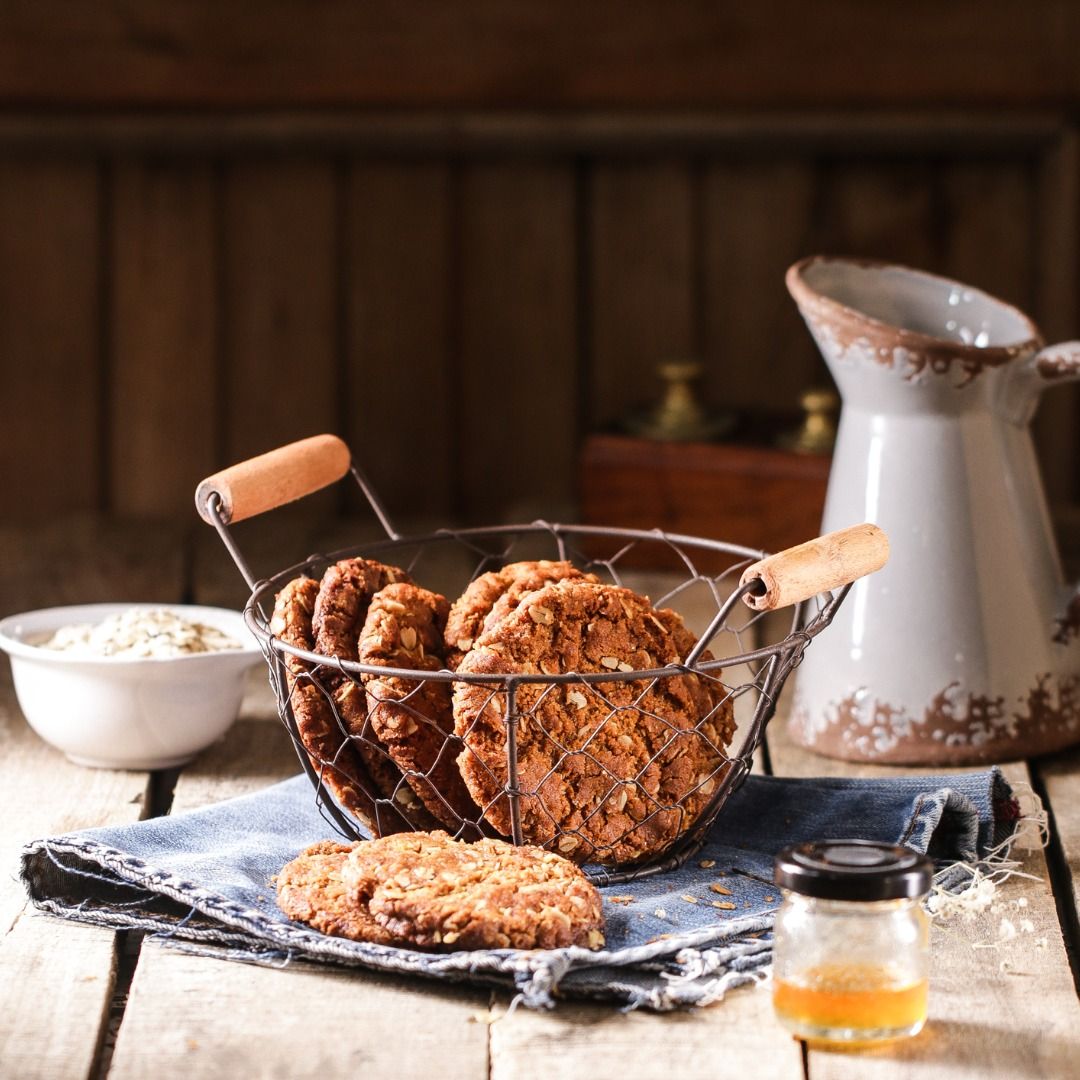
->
xmin=1034 ymin=341 xmax=1080 ymax=384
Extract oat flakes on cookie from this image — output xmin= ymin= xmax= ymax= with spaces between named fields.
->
xmin=308 ymin=558 xmax=436 ymax=830
xmin=453 ymin=580 xmax=735 ymax=865
xmin=276 ymin=840 xmax=409 ymax=946
xmin=359 ymin=583 xmax=483 ymax=834
xmin=343 ymin=831 xmax=605 ymax=950
xmin=270 ymin=577 xmax=401 ymax=836
xmin=444 ymin=560 xmax=598 ymax=670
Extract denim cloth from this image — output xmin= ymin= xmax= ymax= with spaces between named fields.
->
xmin=20 ymin=768 xmax=1017 ymax=1011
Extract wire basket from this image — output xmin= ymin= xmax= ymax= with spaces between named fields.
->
xmin=197 ymin=436 xmax=885 ymax=884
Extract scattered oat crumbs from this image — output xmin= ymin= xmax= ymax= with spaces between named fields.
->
xmin=608 ymin=895 xmax=635 ymax=905
xmin=711 ymin=900 xmax=736 ymax=911
xmin=681 ymin=894 xmax=699 ymax=904
xmin=709 ymin=883 xmax=733 ymax=895
xmin=764 ymin=894 xmax=776 ymax=903
xmin=699 ymin=859 xmax=716 ymax=869
xmin=653 ymin=908 xmax=668 ymax=919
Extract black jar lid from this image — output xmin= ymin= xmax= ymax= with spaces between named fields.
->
xmin=774 ymin=839 xmax=933 ymax=901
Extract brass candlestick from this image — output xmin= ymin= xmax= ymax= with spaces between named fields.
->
xmin=778 ymin=387 xmax=839 ymax=455
xmin=623 ymin=361 xmax=734 ymax=442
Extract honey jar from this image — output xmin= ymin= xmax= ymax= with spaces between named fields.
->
xmin=772 ymin=839 xmax=933 ymax=1046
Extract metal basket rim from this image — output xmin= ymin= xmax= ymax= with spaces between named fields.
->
xmin=240 ymin=519 xmax=835 ymax=684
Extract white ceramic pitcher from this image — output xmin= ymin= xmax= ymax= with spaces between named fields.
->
xmin=786 ymin=256 xmax=1080 ymax=764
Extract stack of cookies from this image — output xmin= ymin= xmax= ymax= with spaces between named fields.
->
xmin=271 ymin=557 xmax=736 ymax=867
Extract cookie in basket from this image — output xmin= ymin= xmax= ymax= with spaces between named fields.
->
xmin=359 ymin=583 xmax=482 ymax=833
xmin=453 ymin=580 xmax=736 ymax=865
xmin=342 ymin=831 xmax=605 ymax=950
xmin=309 ymin=558 xmax=437 ymax=829
xmin=444 ymin=560 xmax=598 ymax=670
xmin=271 ymin=577 xmax=416 ymax=836
xmin=276 ymin=840 xmax=410 ymax=946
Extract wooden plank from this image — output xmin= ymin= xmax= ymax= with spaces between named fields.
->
xmin=1036 ymin=746 xmax=1080 ymax=963
xmin=589 ymin=162 xmax=695 ymax=431
xmin=0 ymin=111 xmax=1059 ymax=156
xmin=0 ymin=3 xmax=1078 ymax=109
xmin=344 ymin=162 xmax=454 ymax=518
xmin=766 ymin=714 xmax=1080 ymax=1077
xmin=815 ymin=160 xmax=938 ymax=271
xmin=109 ymin=707 xmax=489 ymax=1080
xmin=1034 ymin=130 xmax=1080 ymax=505
xmin=0 ymin=518 xmax=185 ymax=1079
xmin=459 ymin=163 xmax=577 ymax=521
xmin=0 ymin=160 xmax=101 ymax=520
xmin=222 ymin=160 xmax=338 ymax=501
xmin=490 ymin=987 xmax=801 ymax=1080
xmin=702 ymin=160 xmax=819 ymax=412
xmin=110 ymin=160 xmax=218 ymax=517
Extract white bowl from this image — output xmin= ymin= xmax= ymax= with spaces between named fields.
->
xmin=0 ymin=603 xmax=264 ymax=769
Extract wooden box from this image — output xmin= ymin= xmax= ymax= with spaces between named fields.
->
xmin=579 ymin=434 xmax=830 ymax=566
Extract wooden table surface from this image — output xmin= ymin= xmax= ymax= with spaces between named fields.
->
xmin=2 ymin=517 xmax=1080 ymax=1080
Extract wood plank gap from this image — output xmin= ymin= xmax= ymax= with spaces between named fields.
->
xmin=211 ymin=157 xmax=229 ymax=480
xmin=689 ymin=156 xmax=707 ymax=361
xmin=445 ymin=160 xmax=466 ymax=520
xmin=0 ymin=112 xmax=1063 ymax=155
xmin=1030 ymin=761 xmax=1080 ymax=997
xmin=572 ymin=155 xmax=592 ymax=449
xmin=88 ymin=929 xmax=143 ymax=1080
xmin=96 ymin=155 xmax=113 ymax=514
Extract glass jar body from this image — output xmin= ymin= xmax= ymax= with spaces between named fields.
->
xmin=772 ymin=894 xmax=929 ymax=1045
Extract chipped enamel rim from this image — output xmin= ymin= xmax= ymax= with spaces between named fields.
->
xmin=786 ymin=255 xmax=1043 ymax=365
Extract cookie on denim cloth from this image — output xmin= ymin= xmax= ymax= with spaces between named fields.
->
xmin=275 ymin=840 xmax=409 ymax=946
xmin=444 ymin=560 xmax=598 ymax=670
xmin=342 ymin=831 xmax=605 ymax=950
xmin=359 ymin=583 xmax=482 ymax=832
xmin=309 ymin=558 xmax=436 ymax=829
xmin=453 ymin=580 xmax=735 ymax=865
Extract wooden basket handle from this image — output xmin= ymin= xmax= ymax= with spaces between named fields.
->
xmin=740 ymin=523 xmax=889 ymax=612
xmin=194 ymin=434 xmax=351 ymax=525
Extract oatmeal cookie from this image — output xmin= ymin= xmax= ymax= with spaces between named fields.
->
xmin=271 ymin=577 xmax=409 ymax=836
xmin=453 ymin=580 xmax=735 ymax=865
xmin=444 ymin=560 xmax=598 ymax=669
xmin=360 ymin=583 xmax=482 ymax=832
xmin=276 ymin=840 xmax=408 ymax=946
xmin=309 ymin=559 xmax=435 ymax=828
xmin=342 ymin=831 xmax=605 ymax=950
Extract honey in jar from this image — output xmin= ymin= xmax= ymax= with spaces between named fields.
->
xmin=772 ymin=840 xmax=932 ymax=1045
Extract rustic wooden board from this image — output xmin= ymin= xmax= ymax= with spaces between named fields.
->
xmin=766 ymin=714 xmax=1080 ymax=1077
xmin=458 ymin=163 xmax=577 ymax=521
xmin=489 ymin=987 xmax=802 ymax=1080
xmin=0 ymin=4 xmax=1078 ymax=109
xmin=589 ymin=162 xmax=695 ymax=430
xmin=701 ymin=160 xmax=820 ymax=412
xmin=110 ymin=160 xmax=218 ymax=517
xmin=109 ymin=710 xmax=489 ymax=1080
xmin=344 ymin=161 xmax=455 ymax=518
xmin=222 ymin=160 xmax=339 ymax=506
xmin=0 ymin=519 xmax=185 ymax=1079
xmin=1035 ymin=744 xmax=1080 ymax=954
xmin=0 ymin=160 xmax=101 ymax=518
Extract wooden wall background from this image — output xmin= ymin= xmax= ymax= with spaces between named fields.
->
xmin=2 ymin=4 xmax=1080 ymax=529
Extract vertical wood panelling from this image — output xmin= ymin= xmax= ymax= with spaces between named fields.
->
xmin=702 ymin=161 xmax=819 ymax=411
xmin=1035 ymin=134 xmax=1080 ymax=504
xmin=816 ymin=162 xmax=938 ymax=269
xmin=589 ymin=164 xmax=694 ymax=428
xmin=110 ymin=161 xmax=217 ymax=516
xmin=459 ymin=164 xmax=576 ymax=520
xmin=344 ymin=162 xmax=453 ymax=517
xmin=222 ymin=161 xmax=337 ymax=497
xmin=941 ymin=161 xmax=1033 ymax=309
xmin=0 ymin=161 xmax=100 ymax=516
